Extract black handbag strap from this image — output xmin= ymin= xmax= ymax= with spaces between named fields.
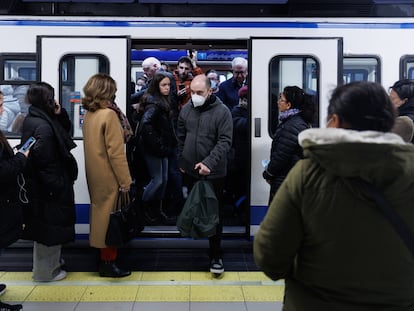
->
xmin=356 ymin=178 xmax=414 ymax=256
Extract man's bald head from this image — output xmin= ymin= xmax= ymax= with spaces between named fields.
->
xmin=191 ymin=74 xmax=211 ymax=95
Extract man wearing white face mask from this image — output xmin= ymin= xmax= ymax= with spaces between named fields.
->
xmin=177 ymin=74 xmax=233 ymax=276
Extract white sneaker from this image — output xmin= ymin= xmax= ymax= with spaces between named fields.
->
xmin=51 ymin=270 xmax=67 ymax=281
xmin=210 ymin=259 xmax=224 ymax=275
xmin=34 ymin=270 xmax=67 ymax=282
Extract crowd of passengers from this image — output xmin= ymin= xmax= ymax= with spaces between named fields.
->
xmin=2 ymin=54 xmax=414 ymax=310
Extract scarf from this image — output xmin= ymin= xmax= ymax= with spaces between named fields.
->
xmin=108 ymin=102 xmax=133 ymax=143
xmin=279 ymin=108 xmax=301 ymax=122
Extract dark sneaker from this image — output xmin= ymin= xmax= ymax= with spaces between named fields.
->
xmin=0 ymin=301 xmax=23 ymax=311
xmin=210 ymin=258 xmax=224 ymax=275
xmin=0 ymin=284 xmax=5 ymax=296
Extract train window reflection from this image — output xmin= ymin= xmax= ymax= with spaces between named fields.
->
xmin=269 ymin=56 xmax=319 ymax=135
xmin=59 ymin=54 xmax=109 ymax=138
xmin=4 ymin=60 xmax=36 ymax=81
xmin=401 ymin=56 xmax=414 ymax=80
xmin=343 ymin=56 xmax=380 ymax=83
xmin=0 ymin=56 xmax=36 ymax=137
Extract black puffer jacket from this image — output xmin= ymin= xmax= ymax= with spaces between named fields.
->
xmin=0 ymin=141 xmax=27 ymax=247
xmin=139 ymin=96 xmax=176 ymax=157
xmin=21 ymin=106 xmax=78 ymax=246
xmin=263 ymin=113 xmax=309 ymax=202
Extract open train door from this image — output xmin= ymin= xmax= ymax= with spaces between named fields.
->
xmin=38 ymin=36 xmax=130 ymax=237
xmin=249 ymin=37 xmax=343 ymax=235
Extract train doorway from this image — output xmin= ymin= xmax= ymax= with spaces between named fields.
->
xmin=249 ymin=37 xmax=343 ymax=234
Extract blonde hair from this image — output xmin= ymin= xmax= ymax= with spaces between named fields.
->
xmin=82 ymin=73 xmax=117 ymax=112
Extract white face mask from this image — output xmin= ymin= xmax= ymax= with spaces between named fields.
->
xmin=191 ymin=94 xmax=206 ymax=107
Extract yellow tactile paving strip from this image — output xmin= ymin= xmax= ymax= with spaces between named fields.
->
xmin=0 ymin=271 xmax=284 ymax=302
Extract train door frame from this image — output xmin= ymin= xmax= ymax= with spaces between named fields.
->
xmin=37 ymin=35 xmax=131 ymax=237
xmin=248 ymin=37 xmax=343 ymax=235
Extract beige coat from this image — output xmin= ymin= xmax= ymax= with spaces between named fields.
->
xmin=83 ymin=108 xmax=132 ymax=248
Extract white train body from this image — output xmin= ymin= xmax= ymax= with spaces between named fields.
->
xmin=2 ymin=16 xmax=413 ymax=238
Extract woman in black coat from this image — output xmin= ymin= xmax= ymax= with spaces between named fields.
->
xmin=136 ymin=72 xmax=176 ymax=223
xmin=21 ymin=82 xmax=78 ymax=282
xmin=263 ymin=86 xmax=315 ymax=203
xmin=0 ymin=90 xmax=28 ymax=311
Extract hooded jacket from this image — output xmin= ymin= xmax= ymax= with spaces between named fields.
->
xmin=254 ymin=128 xmax=414 ymax=311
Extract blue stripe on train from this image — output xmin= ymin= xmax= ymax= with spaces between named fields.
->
xmin=76 ymin=203 xmax=268 ymax=225
xmin=2 ymin=19 xmax=414 ymax=30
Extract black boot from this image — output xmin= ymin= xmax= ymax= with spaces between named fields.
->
xmin=99 ymin=261 xmax=131 ymax=278
xmin=142 ymin=201 xmax=160 ymax=225
xmin=159 ymin=207 xmax=177 ymax=225
xmin=0 ymin=301 xmax=23 ymax=311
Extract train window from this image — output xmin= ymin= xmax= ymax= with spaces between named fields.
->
xmin=269 ymin=56 xmax=319 ymax=135
xmin=0 ymin=55 xmax=36 ymax=137
xmin=343 ymin=56 xmax=380 ymax=83
xmin=401 ymin=56 xmax=414 ymax=80
xmin=59 ymin=54 xmax=109 ymax=138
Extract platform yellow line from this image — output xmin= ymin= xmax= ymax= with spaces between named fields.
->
xmin=0 ymin=271 xmax=285 ymax=302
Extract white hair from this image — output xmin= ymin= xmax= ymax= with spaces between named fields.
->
xmin=232 ymin=57 xmax=248 ymax=69
xmin=142 ymin=57 xmax=161 ymax=68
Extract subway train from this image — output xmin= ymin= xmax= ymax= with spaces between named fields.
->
xmin=2 ymin=15 xmax=414 ymax=241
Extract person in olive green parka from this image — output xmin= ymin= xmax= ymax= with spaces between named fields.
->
xmin=254 ymin=82 xmax=414 ymax=311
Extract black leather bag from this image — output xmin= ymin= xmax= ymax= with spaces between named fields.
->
xmin=105 ymin=191 xmax=145 ymax=247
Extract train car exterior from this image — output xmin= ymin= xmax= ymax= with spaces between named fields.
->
xmin=2 ymin=16 xmax=414 ymax=239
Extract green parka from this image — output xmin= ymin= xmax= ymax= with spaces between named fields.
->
xmin=254 ymin=128 xmax=414 ymax=311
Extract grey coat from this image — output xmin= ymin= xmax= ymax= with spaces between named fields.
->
xmin=177 ymin=95 xmax=232 ymax=179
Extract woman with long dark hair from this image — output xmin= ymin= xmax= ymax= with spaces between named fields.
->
xmin=21 ymin=82 xmax=78 ymax=282
xmin=0 ymin=89 xmax=27 ymax=310
xmin=137 ymin=72 xmax=177 ymax=223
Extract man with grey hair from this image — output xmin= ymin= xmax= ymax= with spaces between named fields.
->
xmin=217 ymin=57 xmax=248 ymax=110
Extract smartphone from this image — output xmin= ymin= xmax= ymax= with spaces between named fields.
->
xmin=20 ymin=137 xmax=36 ymax=153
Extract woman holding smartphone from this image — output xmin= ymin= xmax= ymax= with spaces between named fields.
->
xmin=0 ymin=89 xmax=28 ymax=310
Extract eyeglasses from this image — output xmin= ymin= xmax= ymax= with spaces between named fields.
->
xmin=233 ymin=71 xmax=246 ymax=75
xmin=278 ymin=94 xmax=287 ymax=103
xmin=179 ymin=66 xmax=191 ymax=70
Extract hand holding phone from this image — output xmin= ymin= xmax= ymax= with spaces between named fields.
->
xmin=19 ymin=137 xmax=36 ymax=154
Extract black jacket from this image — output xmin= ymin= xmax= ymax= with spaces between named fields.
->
xmin=263 ymin=113 xmax=309 ymax=201
xmin=21 ymin=106 xmax=78 ymax=246
xmin=0 ymin=142 xmax=27 ymax=247
xmin=139 ymin=96 xmax=176 ymax=157
xmin=231 ymin=105 xmax=248 ymax=169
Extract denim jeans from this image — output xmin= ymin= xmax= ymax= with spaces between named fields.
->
xmin=142 ymin=152 xmax=168 ymax=202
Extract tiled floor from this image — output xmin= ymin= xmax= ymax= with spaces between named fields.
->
xmin=1 ymin=239 xmax=285 ymax=310
xmin=0 ymin=271 xmax=284 ymax=311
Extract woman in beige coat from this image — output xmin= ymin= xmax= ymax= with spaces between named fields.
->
xmin=82 ymin=73 xmax=133 ymax=278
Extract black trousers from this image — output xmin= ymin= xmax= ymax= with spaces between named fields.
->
xmin=182 ymin=174 xmax=225 ymax=260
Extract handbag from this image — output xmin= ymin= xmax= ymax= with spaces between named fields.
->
xmin=105 ymin=191 xmax=145 ymax=247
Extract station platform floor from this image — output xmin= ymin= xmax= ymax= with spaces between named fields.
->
xmin=0 ymin=271 xmax=284 ymax=311
xmin=0 ymin=239 xmax=285 ymax=310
